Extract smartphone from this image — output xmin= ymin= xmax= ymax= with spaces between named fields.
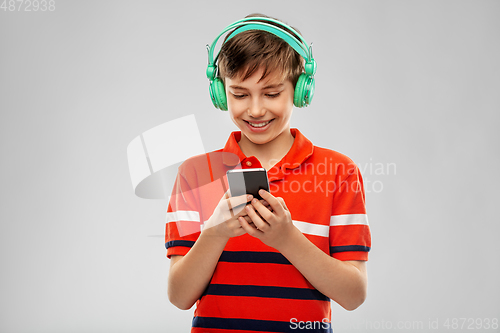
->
xmin=226 ymin=168 xmax=269 ymax=200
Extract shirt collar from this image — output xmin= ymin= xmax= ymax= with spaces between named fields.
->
xmin=222 ymin=131 xmax=246 ymax=167
xmin=281 ymin=128 xmax=315 ymax=169
xmin=222 ymin=128 xmax=314 ymax=170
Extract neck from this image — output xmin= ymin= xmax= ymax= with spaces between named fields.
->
xmin=238 ymin=128 xmax=295 ymax=170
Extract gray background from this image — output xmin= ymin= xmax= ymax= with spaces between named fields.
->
xmin=1 ymin=0 xmax=499 ymax=332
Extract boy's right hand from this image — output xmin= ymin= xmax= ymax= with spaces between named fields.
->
xmin=202 ymin=190 xmax=253 ymax=239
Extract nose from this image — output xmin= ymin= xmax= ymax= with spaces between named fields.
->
xmin=247 ymin=96 xmax=266 ymax=118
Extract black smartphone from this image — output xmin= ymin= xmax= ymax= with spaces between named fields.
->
xmin=226 ymin=168 xmax=269 ymax=200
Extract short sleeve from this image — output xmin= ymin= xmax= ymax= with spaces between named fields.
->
xmin=165 ymin=153 xmax=230 ymax=259
xmin=329 ymin=162 xmax=371 ymax=261
xmin=165 ymin=171 xmax=202 ymax=258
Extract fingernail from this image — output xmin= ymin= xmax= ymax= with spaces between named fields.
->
xmin=247 ymin=195 xmax=253 ymax=200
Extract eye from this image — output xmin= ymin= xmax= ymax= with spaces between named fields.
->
xmin=231 ymin=93 xmax=246 ymax=99
xmin=266 ymin=93 xmax=281 ymax=98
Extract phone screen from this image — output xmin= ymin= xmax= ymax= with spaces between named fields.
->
xmin=227 ymin=168 xmax=269 ymax=200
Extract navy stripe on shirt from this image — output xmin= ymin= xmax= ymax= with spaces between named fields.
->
xmin=165 ymin=240 xmax=195 ymax=249
xmin=330 ymin=245 xmax=371 ymax=253
xmin=219 ymin=251 xmax=292 ymax=265
xmin=202 ymin=284 xmax=329 ymax=301
xmin=192 ymin=316 xmax=333 ymax=333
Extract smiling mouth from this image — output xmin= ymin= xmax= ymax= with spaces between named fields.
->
xmin=244 ymin=119 xmax=274 ymax=128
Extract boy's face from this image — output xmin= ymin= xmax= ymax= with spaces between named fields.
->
xmin=225 ymin=67 xmax=294 ymax=146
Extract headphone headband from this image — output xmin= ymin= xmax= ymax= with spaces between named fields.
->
xmin=225 ymin=23 xmax=308 ymax=59
xmin=206 ymin=17 xmax=315 ymax=80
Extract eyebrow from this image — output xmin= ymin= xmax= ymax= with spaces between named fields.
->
xmin=229 ymin=83 xmax=284 ymax=90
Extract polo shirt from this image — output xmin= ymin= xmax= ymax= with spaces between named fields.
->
xmin=165 ymin=128 xmax=371 ymax=333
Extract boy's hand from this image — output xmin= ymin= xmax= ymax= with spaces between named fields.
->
xmin=203 ymin=190 xmax=253 ymax=239
xmin=238 ymin=190 xmax=298 ymax=251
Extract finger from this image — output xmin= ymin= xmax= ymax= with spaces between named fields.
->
xmin=220 ymin=189 xmax=234 ymax=218
xmin=277 ymin=197 xmax=288 ymax=211
xmin=238 ymin=216 xmax=261 ymax=236
xmin=233 ymin=206 xmax=265 ymax=221
xmin=234 ymin=206 xmax=251 ymax=219
xmin=242 ymin=215 xmax=257 ymax=229
xmin=259 ymin=199 xmax=273 ymax=211
xmin=235 ymin=204 xmax=263 ymax=223
xmin=242 ymin=215 xmax=253 ymax=224
xmin=239 ymin=206 xmax=264 ymax=220
xmin=227 ymin=219 xmax=247 ymax=237
xmin=235 ymin=212 xmax=250 ymax=220
xmin=245 ymin=204 xmax=269 ymax=231
xmin=258 ymin=190 xmax=285 ymax=215
xmin=224 ymin=194 xmax=253 ymax=215
xmin=250 ymin=198 xmax=274 ymax=222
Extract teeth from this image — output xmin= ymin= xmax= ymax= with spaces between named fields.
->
xmin=248 ymin=120 xmax=271 ymax=128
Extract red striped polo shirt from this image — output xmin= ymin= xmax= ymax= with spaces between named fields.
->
xmin=165 ymin=128 xmax=371 ymax=333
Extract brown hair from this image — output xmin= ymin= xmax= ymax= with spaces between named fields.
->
xmin=217 ymin=13 xmax=305 ymax=87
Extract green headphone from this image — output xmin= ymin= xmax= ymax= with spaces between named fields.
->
xmin=206 ymin=17 xmax=317 ymax=111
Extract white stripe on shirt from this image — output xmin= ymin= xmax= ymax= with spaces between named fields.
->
xmin=293 ymin=220 xmax=330 ymax=237
xmin=166 ymin=210 xmax=200 ymax=223
xmin=330 ymin=214 xmax=369 ymax=226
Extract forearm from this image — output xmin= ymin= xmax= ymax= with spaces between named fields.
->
xmin=167 ymin=229 xmax=229 ymax=310
xmin=277 ymin=228 xmax=367 ymax=311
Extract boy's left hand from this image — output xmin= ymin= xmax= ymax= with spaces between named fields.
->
xmin=238 ymin=189 xmax=298 ymax=250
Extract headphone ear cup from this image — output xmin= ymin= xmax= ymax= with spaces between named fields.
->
xmin=294 ymin=74 xmax=315 ymax=108
xmin=294 ymin=74 xmax=307 ymax=108
xmin=304 ymin=75 xmax=315 ymax=106
xmin=211 ymin=78 xmax=228 ymax=111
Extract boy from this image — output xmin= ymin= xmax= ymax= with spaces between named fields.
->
xmin=166 ymin=14 xmax=371 ymax=332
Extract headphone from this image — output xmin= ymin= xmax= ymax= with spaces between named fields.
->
xmin=206 ymin=17 xmax=317 ymax=111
